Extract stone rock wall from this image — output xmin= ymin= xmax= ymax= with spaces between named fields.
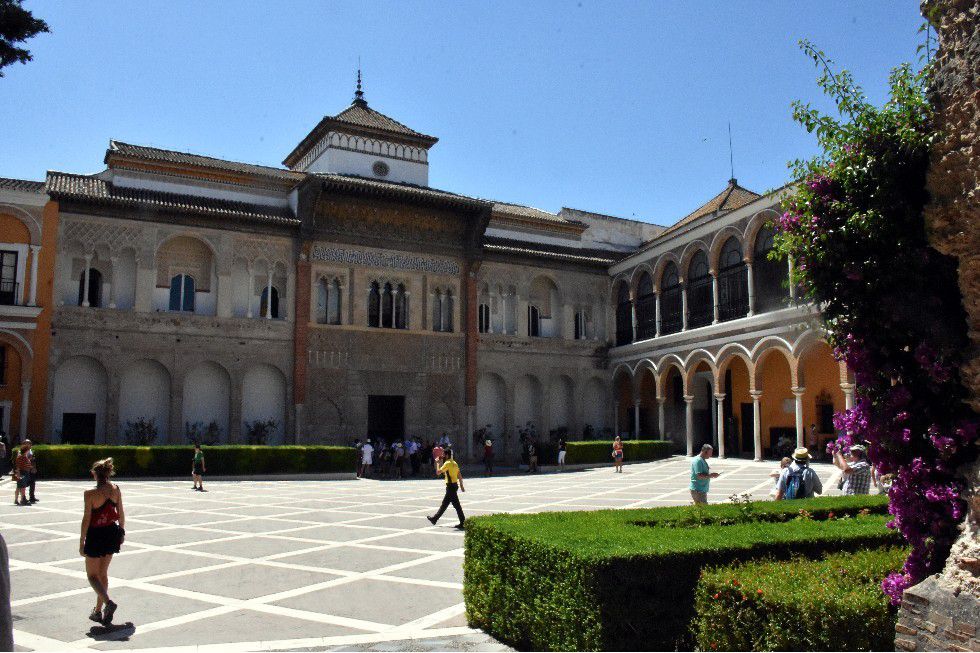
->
xmin=898 ymin=1 xmax=980 ymax=650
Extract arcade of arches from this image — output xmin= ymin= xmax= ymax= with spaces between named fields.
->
xmin=614 ymin=339 xmax=854 ymax=460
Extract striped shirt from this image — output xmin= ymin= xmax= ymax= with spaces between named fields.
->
xmin=842 ymin=460 xmax=872 ymax=495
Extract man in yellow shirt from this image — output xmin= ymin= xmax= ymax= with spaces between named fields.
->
xmin=427 ymin=448 xmax=466 ymax=530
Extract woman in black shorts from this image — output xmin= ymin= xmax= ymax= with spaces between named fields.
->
xmin=80 ymin=458 xmax=125 ymax=625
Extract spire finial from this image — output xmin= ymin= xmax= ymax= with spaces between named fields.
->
xmin=354 ymin=64 xmax=367 ymax=107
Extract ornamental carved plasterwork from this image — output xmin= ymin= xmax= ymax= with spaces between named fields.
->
xmin=315 ymin=197 xmax=466 ymax=249
xmin=61 ymin=219 xmax=143 ymax=256
xmin=233 ymin=237 xmax=291 ymax=268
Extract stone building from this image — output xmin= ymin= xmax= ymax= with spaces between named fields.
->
xmin=0 ymin=79 xmax=839 ymax=462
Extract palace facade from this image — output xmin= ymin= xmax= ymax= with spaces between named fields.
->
xmin=0 ymin=83 xmax=848 ymax=461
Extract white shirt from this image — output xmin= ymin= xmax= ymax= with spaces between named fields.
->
xmin=361 ymin=444 xmax=374 ymax=464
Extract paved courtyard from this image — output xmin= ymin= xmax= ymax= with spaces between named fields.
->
xmin=2 ymin=457 xmax=841 ymax=652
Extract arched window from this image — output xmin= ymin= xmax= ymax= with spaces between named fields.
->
xmin=718 ymin=237 xmax=748 ymax=322
xmin=478 ymin=303 xmax=491 ymax=333
xmin=635 ymin=271 xmax=656 ymax=340
xmin=574 ymin=310 xmax=586 ymax=340
xmin=381 ymin=282 xmax=394 ymax=328
xmin=686 ymin=250 xmax=712 ymax=329
xmin=168 ymin=274 xmax=194 ymax=312
xmin=528 ymin=305 xmax=541 ymax=337
xmin=317 ymin=278 xmax=343 ymax=325
xmin=394 ymin=283 xmax=408 ymax=329
xmin=614 ymin=281 xmax=632 ymax=346
xmin=433 ymin=288 xmax=453 ymax=332
xmin=660 ymin=262 xmax=683 ymax=335
xmin=368 ymin=281 xmax=381 ymax=327
xmin=78 ymin=268 xmax=103 ymax=308
xmin=753 ymin=225 xmax=788 ymax=312
xmin=260 ymin=286 xmax=279 ymax=319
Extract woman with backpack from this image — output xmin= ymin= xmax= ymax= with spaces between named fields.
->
xmin=775 ymin=448 xmax=823 ymax=500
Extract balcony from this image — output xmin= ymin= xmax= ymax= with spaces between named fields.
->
xmin=0 ymin=281 xmax=42 ymax=320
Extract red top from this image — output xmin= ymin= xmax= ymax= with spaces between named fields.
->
xmin=91 ymin=499 xmax=119 ymax=528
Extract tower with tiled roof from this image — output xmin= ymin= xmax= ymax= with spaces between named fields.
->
xmin=283 ymin=71 xmax=438 ymax=186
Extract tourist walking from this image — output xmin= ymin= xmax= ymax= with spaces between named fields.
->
xmin=612 ymin=436 xmax=624 ymax=473
xmin=13 ymin=443 xmax=31 ymax=506
xmin=833 ymin=444 xmax=873 ymax=495
xmin=527 ymin=441 xmax=538 ymax=473
xmin=776 ymin=447 xmax=823 ymax=500
xmin=427 ymin=448 xmax=465 ymax=530
xmin=361 ymin=439 xmax=374 ymax=478
xmin=557 ymin=437 xmax=567 ymax=471
xmin=24 ymin=440 xmax=37 ymax=503
xmin=483 ymin=439 xmax=494 ymax=476
xmin=690 ymin=443 xmax=720 ymax=504
xmin=432 ymin=441 xmax=444 ymax=473
xmin=80 ymin=458 xmax=125 ymax=626
xmin=191 ymin=444 xmax=206 ymax=492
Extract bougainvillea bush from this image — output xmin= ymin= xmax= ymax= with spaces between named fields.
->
xmin=775 ymin=41 xmax=978 ymax=604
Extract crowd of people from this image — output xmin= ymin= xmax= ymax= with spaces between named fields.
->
xmin=352 ymin=433 xmax=453 ymax=479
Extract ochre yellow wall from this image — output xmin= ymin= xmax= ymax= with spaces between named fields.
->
xmin=0 ymin=213 xmax=30 ymax=245
xmin=799 ymin=342 xmax=844 ymax=446
xmin=26 ymin=201 xmax=58 ymax=439
xmin=0 ymin=343 xmax=23 ymax=435
xmin=757 ymin=351 xmax=794 ymax=448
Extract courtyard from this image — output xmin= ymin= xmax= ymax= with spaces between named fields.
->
xmin=2 ymin=457 xmax=840 ymax=652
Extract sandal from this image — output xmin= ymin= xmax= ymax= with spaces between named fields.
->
xmin=102 ymin=600 xmax=117 ymax=625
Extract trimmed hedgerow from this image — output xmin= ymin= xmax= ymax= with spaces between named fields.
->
xmin=463 ymin=495 xmax=896 ymax=651
xmin=29 ymin=445 xmax=356 ymax=478
xmin=693 ymin=547 xmax=908 ymax=651
xmin=564 ymin=440 xmax=673 ymax=465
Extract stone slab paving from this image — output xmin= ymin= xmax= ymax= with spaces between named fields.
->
xmin=1 ymin=457 xmax=842 ymax=652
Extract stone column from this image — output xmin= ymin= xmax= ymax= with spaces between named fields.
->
xmin=711 ymin=272 xmax=720 ymax=324
xmin=714 ymin=393 xmax=726 ymax=458
xmin=750 ymin=390 xmax=763 ymax=461
xmin=654 ymin=291 xmax=661 ymax=337
xmin=81 ymin=254 xmax=92 ymax=307
xmin=657 ymin=396 xmax=666 ymax=439
xmin=18 ymin=382 xmax=30 ymax=439
xmin=27 ymin=244 xmax=40 ymax=306
xmin=745 ymin=258 xmax=755 ymax=316
xmin=630 ymin=297 xmax=638 ymax=342
xmin=841 ymin=383 xmax=855 ymax=410
xmin=787 ymin=257 xmax=797 ymax=302
xmin=684 ymin=395 xmax=694 ymax=456
xmin=792 ymin=386 xmax=806 ymax=449
xmin=681 ymin=281 xmax=689 ymax=330
xmin=265 ymin=267 xmax=274 ymax=319
xmin=633 ymin=400 xmax=641 ymax=439
xmin=246 ymin=263 xmax=255 ymax=318
xmin=108 ymin=256 xmax=118 ymax=309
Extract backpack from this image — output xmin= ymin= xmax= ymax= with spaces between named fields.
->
xmin=784 ymin=466 xmax=807 ymax=500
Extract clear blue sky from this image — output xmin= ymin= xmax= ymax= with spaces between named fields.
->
xmin=1 ymin=1 xmax=923 ymax=226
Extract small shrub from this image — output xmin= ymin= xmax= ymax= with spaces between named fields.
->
xmin=244 ymin=419 xmax=279 ymax=445
xmin=692 ymin=547 xmax=908 ymax=651
xmin=564 ymin=440 xmax=672 ymax=465
xmin=123 ymin=417 xmax=158 ymax=446
xmin=186 ymin=421 xmax=222 ymax=446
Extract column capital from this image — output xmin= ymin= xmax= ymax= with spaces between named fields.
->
xmin=683 ymin=395 xmax=695 ymax=403
xmin=840 ymin=383 xmax=856 ymax=392
xmin=750 ymin=390 xmax=763 ymax=400
xmin=791 ymin=386 xmax=806 ymax=397
xmin=656 ymin=396 xmax=666 ymax=405
xmin=632 ymin=399 xmax=643 ymax=407
xmin=713 ymin=393 xmax=726 ymax=401
xmin=29 ymin=243 xmax=41 ymax=253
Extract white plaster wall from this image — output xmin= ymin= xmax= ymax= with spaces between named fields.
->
xmin=241 ymin=364 xmax=286 ymax=445
xmin=112 ymin=171 xmax=290 ymax=208
xmin=114 ymin=250 xmax=137 ymax=310
xmin=476 ymin=373 xmax=506 ymax=440
xmin=182 ymin=362 xmax=230 ymax=441
xmin=583 ymin=377 xmax=607 ymax=431
xmin=231 ymin=259 xmax=249 ymax=317
xmin=52 ymin=356 xmax=108 ymax=442
xmin=118 ymin=360 xmax=170 ymax=441
xmin=308 ymin=147 xmax=428 ymax=186
xmin=549 ymin=376 xmax=574 ymax=432
xmin=513 ymin=375 xmax=542 ymax=432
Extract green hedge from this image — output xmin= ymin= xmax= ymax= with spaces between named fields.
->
xmin=29 ymin=445 xmax=357 ymax=478
xmin=693 ymin=547 xmax=908 ymax=651
xmin=463 ymin=495 xmax=896 ymax=651
xmin=564 ymin=439 xmax=673 ymax=465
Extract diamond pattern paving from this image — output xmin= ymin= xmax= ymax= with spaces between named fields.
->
xmin=2 ymin=457 xmax=840 ymax=651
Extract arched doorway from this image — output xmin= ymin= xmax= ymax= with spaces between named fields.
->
xmin=613 ymin=368 xmax=634 ymax=437
xmin=661 ymin=364 xmax=685 ymax=449
xmin=755 ymin=348 xmax=795 ymax=459
xmin=719 ymin=354 xmax=753 ymax=457
xmin=52 ymin=356 xmax=108 ymax=443
xmin=689 ymin=360 xmax=715 ymax=452
xmin=637 ymin=367 xmax=658 ymax=438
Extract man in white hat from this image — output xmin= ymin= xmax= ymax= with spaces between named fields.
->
xmin=833 ymin=444 xmax=873 ymax=495
xmin=775 ymin=447 xmax=823 ymax=500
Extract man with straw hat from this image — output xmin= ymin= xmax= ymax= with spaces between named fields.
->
xmin=775 ymin=447 xmax=823 ymax=500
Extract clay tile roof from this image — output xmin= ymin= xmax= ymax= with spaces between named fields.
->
xmin=0 ymin=177 xmax=46 ymax=193
xmin=491 ymin=202 xmax=574 ymax=225
xmin=314 ymin=173 xmax=489 ymax=211
xmin=482 ymin=235 xmax=621 ymax=265
xmin=46 ymin=171 xmax=300 ymax=226
xmin=331 ymin=103 xmax=437 ymax=144
xmin=107 ymin=141 xmax=305 ymax=183
xmin=653 ymin=179 xmax=761 ymax=241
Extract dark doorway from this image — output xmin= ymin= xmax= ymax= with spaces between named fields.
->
xmin=367 ymin=395 xmax=404 ymax=441
xmin=62 ymin=413 xmax=96 ymax=444
xmin=740 ymin=403 xmax=754 ymax=456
